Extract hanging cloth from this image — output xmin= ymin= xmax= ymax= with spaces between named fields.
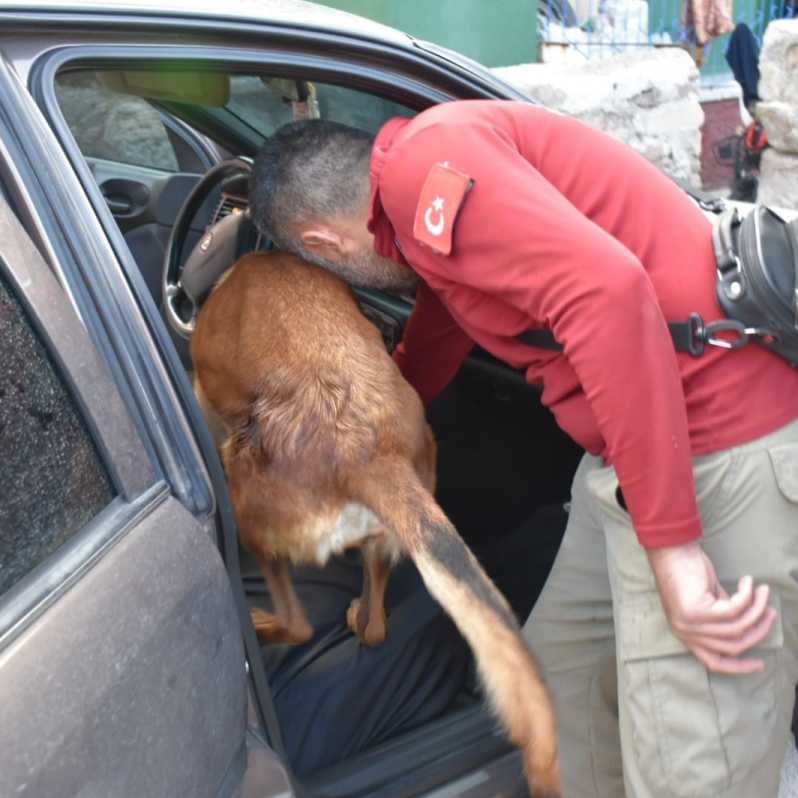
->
xmin=682 ymin=0 xmax=734 ymax=46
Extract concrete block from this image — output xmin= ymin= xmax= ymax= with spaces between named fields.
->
xmin=636 ymin=97 xmax=705 ymax=135
xmin=758 ymin=147 xmax=798 ymax=208
xmin=493 ymin=49 xmax=703 ymax=185
xmin=757 ymin=101 xmax=798 ymax=153
xmin=758 ymin=19 xmax=798 ymax=105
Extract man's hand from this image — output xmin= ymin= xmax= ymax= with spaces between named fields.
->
xmin=646 ymin=542 xmax=777 ymax=674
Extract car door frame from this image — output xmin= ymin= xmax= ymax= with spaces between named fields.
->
xmin=23 ymin=28 xmax=523 ymax=753
xmin=0 ymin=36 xmax=301 ymax=787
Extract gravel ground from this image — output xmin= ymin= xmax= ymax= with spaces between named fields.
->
xmin=780 ymin=736 xmax=798 ymax=798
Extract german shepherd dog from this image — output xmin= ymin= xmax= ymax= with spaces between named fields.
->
xmin=191 ymin=251 xmax=561 ymax=797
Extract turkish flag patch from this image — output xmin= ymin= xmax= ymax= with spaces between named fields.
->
xmin=412 ymin=163 xmax=473 ymax=255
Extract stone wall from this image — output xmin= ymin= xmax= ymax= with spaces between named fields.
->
xmin=493 ymin=48 xmax=704 ymax=186
xmin=756 ymin=19 xmax=798 ymax=208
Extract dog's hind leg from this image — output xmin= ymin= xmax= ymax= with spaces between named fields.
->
xmin=347 ymin=537 xmax=393 ymax=647
xmin=250 ymin=555 xmax=314 ymax=645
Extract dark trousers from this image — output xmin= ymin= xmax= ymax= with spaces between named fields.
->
xmin=725 ymin=23 xmax=760 ymax=108
xmin=252 ymin=556 xmax=470 ymax=776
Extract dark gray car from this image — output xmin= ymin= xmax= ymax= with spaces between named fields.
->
xmin=0 ymin=3 xmax=579 ymax=796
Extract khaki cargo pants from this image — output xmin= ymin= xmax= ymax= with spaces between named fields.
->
xmin=523 ymin=418 xmax=798 ymax=798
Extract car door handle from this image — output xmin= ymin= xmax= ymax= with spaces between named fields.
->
xmin=103 ymin=194 xmax=133 ymax=215
xmin=99 ymin=178 xmax=150 ymax=218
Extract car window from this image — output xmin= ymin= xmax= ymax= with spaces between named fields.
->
xmin=316 ymin=83 xmax=415 ymax=133
xmin=225 ymin=75 xmax=415 ymax=137
xmin=226 ymin=76 xmax=294 ymax=134
xmin=0 ymin=267 xmax=114 ymax=595
xmin=55 ymin=72 xmax=179 ymax=172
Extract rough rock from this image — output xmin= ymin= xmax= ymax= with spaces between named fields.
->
xmin=493 ymin=49 xmax=703 ymax=185
xmin=758 ymin=19 xmax=798 ymax=106
xmin=756 ymin=20 xmax=798 ymax=206
xmin=756 ymin=101 xmax=798 ymax=153
xmin=758 ymin=148 xmax=798 ymax=208
xmin=55 ymin=76 xmax=178 ymax=172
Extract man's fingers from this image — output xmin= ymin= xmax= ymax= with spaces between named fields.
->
xmin=686 ymin=607 xmax=777 ymax=657
xmin=690 ymin=643 xmax=766 ymax=675
xmin=705 ymin=575 xmax=756 ymax=619
xmin=687 ymin=584 xmax=772 ymax=639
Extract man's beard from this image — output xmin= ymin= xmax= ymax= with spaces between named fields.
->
xmin=299 ymin=246 xmax=418 ymax=294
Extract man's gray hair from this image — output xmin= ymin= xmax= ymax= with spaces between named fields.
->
xmin=250 ymin=120 xmax=374 ymax=257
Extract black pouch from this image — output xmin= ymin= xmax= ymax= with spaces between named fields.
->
xmin=713 ymin=204 xmax=798 ymax=365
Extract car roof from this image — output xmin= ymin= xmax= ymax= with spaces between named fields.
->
xmin=0 ymin=0 xmax=412 ymax=46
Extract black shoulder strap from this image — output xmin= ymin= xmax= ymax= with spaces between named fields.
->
xmin=712 ymin=206 xmax=742 ymax=273
xmin=515 ymin=329 xmax=562 ymax=351
xmin=517 ymin=314 xmax=731 ymax=358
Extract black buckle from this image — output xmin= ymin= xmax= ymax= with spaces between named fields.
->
xmin=685 ymin=314 xmax=772 ymax=355
xmin=704 ymin=319 xmax=750 ymax=349
xmin=685 ymin=312 xmax=707 ymax=356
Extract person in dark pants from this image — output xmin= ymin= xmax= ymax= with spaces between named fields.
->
xmin=248 ymin=503 xmax=570 ymax=777
xmin=249 ymin=555 xmax=470 ymax=776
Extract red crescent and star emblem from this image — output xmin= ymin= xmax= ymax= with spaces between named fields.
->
xmin=413 ymin=163 xmax=473 ymax=255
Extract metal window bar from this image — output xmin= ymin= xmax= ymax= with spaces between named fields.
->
xmin=539 ymin=0 xmax=796 ymax=64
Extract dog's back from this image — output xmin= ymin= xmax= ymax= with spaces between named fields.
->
xmin=193 ymin=253 xmax=429 ymax=477
xmin=192 ymin=251 xmax=561 ymax=797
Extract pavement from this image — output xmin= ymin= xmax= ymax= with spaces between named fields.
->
xmin=780 ymin=735 xmax=798 ymax=798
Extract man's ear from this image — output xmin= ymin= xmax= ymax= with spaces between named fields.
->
xmin=300 ymin=226 xmax=352 ymax=262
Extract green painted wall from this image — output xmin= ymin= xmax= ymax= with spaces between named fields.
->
xmin=314 ymin=0 xmax=539 ymax=66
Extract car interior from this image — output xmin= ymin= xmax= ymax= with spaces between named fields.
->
xmin=52 ymin=64 xmax=583 ymax=796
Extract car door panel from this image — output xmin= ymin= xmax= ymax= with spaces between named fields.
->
xmin=0 ymin=495 xmax=247 ymax=798
xmin=87 ymin=157 xmax=209 ymax=305
xmin=0 ymin=166 xmax=250 ymax=796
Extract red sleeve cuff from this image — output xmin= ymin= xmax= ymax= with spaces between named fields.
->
xmin=634 ymin=515 xmax=703 ymax=549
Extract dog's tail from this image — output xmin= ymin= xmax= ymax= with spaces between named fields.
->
xmin=348 ymin=458 xmax=561 ymax=798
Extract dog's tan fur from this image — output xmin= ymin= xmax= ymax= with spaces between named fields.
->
xmin=191 ymin=251 xmax=561 ymax=796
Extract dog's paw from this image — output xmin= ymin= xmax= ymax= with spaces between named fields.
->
xmin=250 ymin=607 xmax=313 ymax=645
xmin=346 ymin=598 xmax=387 ymax=647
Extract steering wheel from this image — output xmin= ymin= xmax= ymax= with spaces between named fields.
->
xmin=162 ymin=156 xmax=253 ymax=339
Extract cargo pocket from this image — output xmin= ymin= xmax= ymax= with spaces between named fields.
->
xmin=618 ymin=592 xmax=783 ymax=797
xmin=769 ymin=443 xmax=798 ymax=504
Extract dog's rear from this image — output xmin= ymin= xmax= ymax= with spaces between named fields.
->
xmin=192 ymin=252 xmax=561 ymax=796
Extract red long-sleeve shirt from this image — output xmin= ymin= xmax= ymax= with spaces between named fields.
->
xmin=366 ymin=101 xmax=798 ymax=548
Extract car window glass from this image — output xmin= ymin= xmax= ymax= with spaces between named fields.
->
xmin=226 ymin=76 xmax=294 ymax=134
xmin=315 ymin=83 xmax=414 ymax=133
xmin=226 ymin=75 xmax=414 ymax=137
xmin=55 ymin=72 xmax=179 ymax=172
xmin=0 ymin=268 xmax=114 ymax=596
